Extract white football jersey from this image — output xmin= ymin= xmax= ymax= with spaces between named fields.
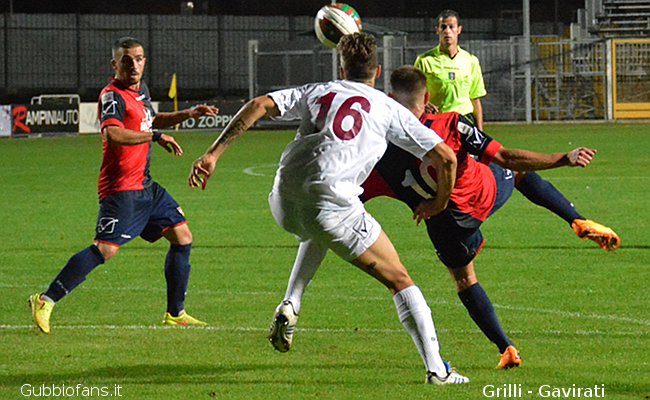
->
xmin=267 ymin=80 xmax=443 ymax=209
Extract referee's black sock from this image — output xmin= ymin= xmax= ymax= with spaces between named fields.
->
xmin=458 ymin=283 xmax=513 ymax=353
xmin=165 ymin=243 xmax=192 ymax=317
xmin=516 ymin=172 xmax=584 ymax=224
xmin=44 ymin=245 xmax=105 ymax=303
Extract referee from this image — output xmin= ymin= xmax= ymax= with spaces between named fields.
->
xmin=414 ymin=9 xmax=486 ymax=129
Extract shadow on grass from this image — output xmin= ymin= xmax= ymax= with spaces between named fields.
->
xmin=1 ymin=362 xmax=364 ymax=387
xmin=485 ymin=244 xmax=650 ymax=250
xmin=7 ymin=244 xmax=299 ymax=253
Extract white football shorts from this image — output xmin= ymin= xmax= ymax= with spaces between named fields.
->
xmin=268 ymin=190 xmax=381 ymax=261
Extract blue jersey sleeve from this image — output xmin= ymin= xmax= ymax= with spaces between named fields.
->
xmin=99 ymin=90 xmax=126 ymax=125
xmin=456 ymin=114 xmax=500 ymax=162
xmin=139 ymin=81 xmax=156 ymax=118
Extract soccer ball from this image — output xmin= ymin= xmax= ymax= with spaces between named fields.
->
xmin=314 ymin=3 xmax=362 ymax=48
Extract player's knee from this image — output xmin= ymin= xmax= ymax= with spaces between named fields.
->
xmin=453 ymin=274 xmax=478 ymax=292
xmin=180 ymin=231 xmax=192 ymax=245
xmin=175 ymin=229 xmax=192 ymax=245
xmin=448 ymin=264 xmax=478 ymax=292
xmin=95 ymin=242 xmax=119 ymax=261
xmin=166 ymin=224 xmax=192 ymax=245
xmin=514 ymin=171 xmax=527 ymax=186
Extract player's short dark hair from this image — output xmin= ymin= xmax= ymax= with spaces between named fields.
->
xmin=390 ymin=66 xmax=427 ymax=108
xmin=112 ymin=36 xmax=144 ymax=58
xmin=337 ymin=32 xmax=378 ymax=81
xmin=390 ymin=66 xmax=427 ymax=95
xmin=436 ymin=9 xmax=460 ymax=26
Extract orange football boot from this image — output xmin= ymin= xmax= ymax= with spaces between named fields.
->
xmin=498 ymin=345 xmax=522 ymax=369
xmin=571 ymin=219 xmax=621 ymax=251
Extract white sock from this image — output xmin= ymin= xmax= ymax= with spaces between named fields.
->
xmin=393 ymin=285 xmax=447 ymax=376
xmin=283 ymin=240 xmax=328 ymax=315
xmin=40 ymin=294 xmax=55 ymax=304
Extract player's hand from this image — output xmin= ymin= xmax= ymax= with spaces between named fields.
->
xmin=567 ymin=147 xmax=597 ymax=167
xmin=189 ymin=104 xmax=219 ymax=118
xmin=424 ymin=102 xmax=440 ymax=114
xmin=413 ymin=198 xmax=445 ymax=226
xmin=188 ymin=153 xmax=217 ymax=190
xmin=157 ymin=134 xmax=183 ymax=156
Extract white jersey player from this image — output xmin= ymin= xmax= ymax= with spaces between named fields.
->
xmin=269 ymin=79 xmax=440 ymax=207
xmin=189 ymin=32 xmax=469 ymax=385
xmin=266 ymin=79 xmax=445 ymax=259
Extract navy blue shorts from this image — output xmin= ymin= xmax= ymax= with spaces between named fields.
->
xmin=489 ymin=163 xmax=515 ymax=217
xmin=94 ymin=182 xmax=187 ymax=246
xmin=426 ymin=163 xmax=514 ymax=269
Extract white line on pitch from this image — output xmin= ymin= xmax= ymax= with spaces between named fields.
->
xmin=1 ymin=324 xmax=646 ymax=337
xmin=4 ymin=285 xmax=648 ymax=327
xmin=242 ymin=163 xmax=277 ymax=177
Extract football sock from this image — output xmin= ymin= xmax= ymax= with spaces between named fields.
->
xmin=458 ymin=283 xmax=512 ymax=353
xmin=40 ymin=294 xmax=55 ymax=304
xmin=165 ymin=243 xmax=192 ymax=317
xmin=516 ymin=172 xmax=584 ymax=224
xmin=393 ymin=285 xmax=447 ymax=377
xmin=44 ymin=245 xmax=105 ymax=303
xmin=283 ymin=240 xmax=327 ymax=315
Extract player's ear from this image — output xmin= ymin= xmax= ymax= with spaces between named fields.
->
xmin=339 ymin=66 xmax=345 ymax=79
xmin=457 ymin=25 xmax=463 ymax=35
xmin=424 ymin=90 xmax=430 ymax=106
xmin=375 ymin=64 xmax=381 ymax=79
xmin=110 ymin=59 xmax=118 ymax=71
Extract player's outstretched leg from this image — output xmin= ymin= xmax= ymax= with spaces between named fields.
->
xmin=515 ymin=171 xmax=621 ymax=250
xmin=268 ymin=300 xmax=299 ymax=352
xmin=515 ymin=171 xmax=584 ymax=222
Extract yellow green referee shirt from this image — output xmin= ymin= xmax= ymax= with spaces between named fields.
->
xmin=414 ymin=45 xmax=486 ymax=116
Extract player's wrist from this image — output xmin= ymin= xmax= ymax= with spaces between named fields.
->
xmin=151 ymin=130 xmax=162 ymax=142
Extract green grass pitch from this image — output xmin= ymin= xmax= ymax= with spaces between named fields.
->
xmin=0 ymin=123 xmax=648 ymax=399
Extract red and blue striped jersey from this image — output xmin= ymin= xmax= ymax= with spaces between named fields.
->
xmin=362 ymin=112 xmax=502 ymax=222
xmin=97 ymin=79 xmax=155 ymax=200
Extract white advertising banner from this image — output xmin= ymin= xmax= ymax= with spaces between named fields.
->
xmin=79 ymin=102 xmax=100 ymax=134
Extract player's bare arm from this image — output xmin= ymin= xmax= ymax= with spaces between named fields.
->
xmin=413 ymin=142 xmax=457 ymax=224
xmin=492 ymin=146 xmax=597 ymax=171
xmin=152 ymin=104 xmax=219 ymax=129
xmin=188 ymin=96 xmax=279 ymax=189
xmin=102 ymin=126 xmax=183 ymax=156
xmin=470 ymin=98 xmax=483 ymax=130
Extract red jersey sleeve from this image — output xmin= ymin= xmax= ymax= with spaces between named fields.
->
xmin=480 ymin=139 xmax=502 ymax=164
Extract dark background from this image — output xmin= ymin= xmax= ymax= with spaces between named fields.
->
xmin=0 ymin=0 xmax=584 ymax=23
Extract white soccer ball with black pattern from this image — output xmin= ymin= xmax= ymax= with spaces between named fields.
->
xmin=314 ymin=3 xmax=363 ymax=49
